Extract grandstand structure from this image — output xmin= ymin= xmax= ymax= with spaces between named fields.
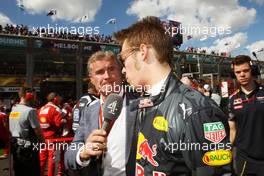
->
xmin=1 ymin=33 xmax=263 ymax=102
xmin=0 ymin=34 xmax=119 ymax=102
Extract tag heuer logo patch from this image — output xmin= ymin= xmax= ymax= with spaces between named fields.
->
xmin=203 ymin=122 xmax=226 ymax=143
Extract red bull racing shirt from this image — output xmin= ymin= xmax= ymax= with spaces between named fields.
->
xmin=133 ymin=72 xmax=232 ymax=176
xmin=228 ymin=83 xmax=264 ymax=162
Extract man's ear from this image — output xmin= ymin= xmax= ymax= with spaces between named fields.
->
xmin=139 ymin=44 xmax=148 ymax=62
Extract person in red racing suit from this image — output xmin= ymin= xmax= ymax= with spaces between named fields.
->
xmin=0 ymin=110 xmax=9 ymax=158
xmin=38 ymin=92 xmax=64 ymax=176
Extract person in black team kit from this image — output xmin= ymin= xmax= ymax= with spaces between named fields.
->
xmin=114 ymin=16 xmax=232 ymax=176
xmin=228 ymin=55 xmax=264 ymax=175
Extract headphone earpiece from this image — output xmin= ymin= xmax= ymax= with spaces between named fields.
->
xmin=47 ymin=92 xmax=61 ymax=105
xmin=251 ymin=65 xmax=260 ymax=76
xmin=52 ymin=95 xmax=60 ymax=105
xmin=25 ymin=92 xmax=34 ymax=101
xmin=231 ymin=60 xmax=260 ymax=78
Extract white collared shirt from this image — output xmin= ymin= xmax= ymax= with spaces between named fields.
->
xmin=76 ymin=90 xmax=126 ymax=176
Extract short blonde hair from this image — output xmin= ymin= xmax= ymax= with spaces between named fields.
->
xmin=86 ymin=51 xmax=121 ymax=96
xmin=87 ymin=51 xmax=117 ymax=76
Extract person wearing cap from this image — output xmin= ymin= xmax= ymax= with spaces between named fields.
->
xmin=228 ymin=55 xmax=264 ymax=175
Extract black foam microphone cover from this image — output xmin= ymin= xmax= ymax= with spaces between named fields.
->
xmin=102 ymin=93 xmax=123 ymax=133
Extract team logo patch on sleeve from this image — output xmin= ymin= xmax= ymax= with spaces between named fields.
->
xmin=203 ymin=122 xmax=226 ymax=143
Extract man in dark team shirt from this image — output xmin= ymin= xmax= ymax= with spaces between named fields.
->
xmin=114 ymin=16 xmax=231 ymax=176
xmin=228 ymin=55 xmax=264 ymax=175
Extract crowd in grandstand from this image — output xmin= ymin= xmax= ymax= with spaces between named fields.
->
xmin=2 ymin=16 xmax=263 ymax=176
xmin=184 ymin=46 xmax=231 ymax=57
xmin=0 ymin=24 xmax=116 ymax=44
xmin=0 ymin=24 xmax=233 ymax=57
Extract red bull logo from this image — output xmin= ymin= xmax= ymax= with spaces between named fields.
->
xmin=137 ymin=132 xmax=159 ymax=167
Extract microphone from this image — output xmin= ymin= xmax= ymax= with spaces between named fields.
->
xmin=94 ymin=94 xmax=123 ymax=163
xmin=102 ymin=93 xmax=123 ymax=134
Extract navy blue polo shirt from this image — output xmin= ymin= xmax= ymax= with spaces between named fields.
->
xmin=228 ymin=83 xmax=264 ymax=161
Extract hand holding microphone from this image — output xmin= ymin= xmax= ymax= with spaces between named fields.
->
xmin=80 ymin=93 xmax=123 ymax=161
xmin=80 ymin=129 xmax=107 ymax=161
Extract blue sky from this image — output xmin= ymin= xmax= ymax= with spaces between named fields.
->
xmin=0 ymin=0 xmax=264 ymax=59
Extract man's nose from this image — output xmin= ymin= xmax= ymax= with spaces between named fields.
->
xmin=240 ymin=72 xmax=245 ymax=77
xmin=103 ymin=70 xmax=110 ymax=79
xmin=122 ymin=67 xmax=126 ymax=75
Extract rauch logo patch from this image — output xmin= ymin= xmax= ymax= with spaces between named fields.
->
xmin=202 ymin=150 xmax=232 ymax=166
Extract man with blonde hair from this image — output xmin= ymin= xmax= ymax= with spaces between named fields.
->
xmin=65 ymin=50 xmax=138 ymax=176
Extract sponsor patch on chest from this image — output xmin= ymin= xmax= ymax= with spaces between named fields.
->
xmin=203 ymin=122 xmax=226 ymax=143
xmin=153 ymin=116 xmax=168 ymax=132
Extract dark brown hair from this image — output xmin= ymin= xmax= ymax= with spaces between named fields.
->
xmin=232 ymin=55 xmax=252 ymax=68
xmin=114 ymin=16 xmax=173 ymax=64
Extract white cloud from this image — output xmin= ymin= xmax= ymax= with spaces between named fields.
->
xmin=127 ymin=0 xmax=256 ymax=39
xmin=0 ymin=12 xmax=15 ymax=26
xmin=249 ymin=0 xmax=264 ymax=5
xmin=201 ymin=32 xmax=248 ymax=53
xmin=18 ymin=0 xmax=102 ymax=23
xmin=247 ymin=40 xmax=264 ymax=60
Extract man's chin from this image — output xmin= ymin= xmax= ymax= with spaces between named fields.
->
xmin=240 ymin=81 xmax=249 ymax=86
